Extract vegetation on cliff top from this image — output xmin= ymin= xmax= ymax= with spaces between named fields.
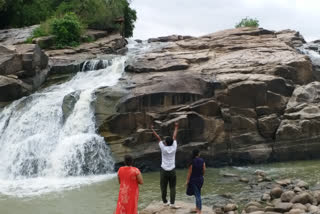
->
xmin=0 ymin=0 xmax=136 ymax=38
xmin=235 ymin=17 xmax=259 ymax=28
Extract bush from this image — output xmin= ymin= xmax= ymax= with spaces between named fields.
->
xmin=235 ymin=17 xmax=259 ymax=28
xmin=50 ymin=12 xmax=83 ymax=48
xmin=55 ymin=0 xmax=136 ymax=37
xmin=1 ymin=0 xmax=137 ymax=40
xmin=33 ymin=24 xmax=50 ymax=38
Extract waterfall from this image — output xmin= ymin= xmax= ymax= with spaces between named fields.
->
xmin=0 ymin=56 xmax=125 ymax=196
xmin=299 ymin=42 xmax=320 ymax=79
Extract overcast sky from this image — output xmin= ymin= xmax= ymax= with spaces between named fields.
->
xmin=131 ymin=0 xmax=319 ymax=42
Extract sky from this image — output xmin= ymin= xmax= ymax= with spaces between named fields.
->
xmin=131 ymin=0 xmax=320 ymax=42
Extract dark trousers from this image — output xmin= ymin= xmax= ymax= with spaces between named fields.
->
xmin=192 ymin=184 xmax=202 ymax=210
xmin=160 ymin=168 xmax=176 ymax=204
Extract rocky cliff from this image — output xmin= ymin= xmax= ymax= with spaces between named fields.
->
xmin=95 ymin=27 xmax=320 ymax=171
xmin=0 ymin=27 xmax=126 ymax=106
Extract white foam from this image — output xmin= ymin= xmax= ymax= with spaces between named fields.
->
xmin=0 ymin=174 xmax=116 ymax=198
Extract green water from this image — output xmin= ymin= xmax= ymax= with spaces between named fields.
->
xmin=1 ymin=160 xmax=320 ymax=214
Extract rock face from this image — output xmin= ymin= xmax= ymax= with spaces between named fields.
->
xmin=0 ymin=44 xmax=49 ymax=102
xmin=46 ymin=33 xmax=127 ymax=75
xmin=94 ymin=27 xmax=318 ymax=170
xmin=0 ymin=30 xmax=126 ymax=105
xmin=0 ymin=25 xmax=38 ymax=45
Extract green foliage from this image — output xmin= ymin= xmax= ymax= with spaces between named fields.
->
xmin=25 ymin=19 xmax=52 ymax=43
xmin=50 ymin=12 xmax=83 ymax=48
xmin=54 ymin=0 xmax=137 ymax=37
xmin=0 ymin=0 xmax=5 ymax=11
xmin=122 ymin=0 xmax=137 ymax=37
xmin=25 ymin=37 xmax=33 ymax=44
xmin=235 ymin=17 xmax=259 ymax=28
xmin=33 ymin=24 xmax=50 ymax=38
xmin=1 ymin=0 xmax=137 ymax=39
xmin=0 ymin=0 xmax=55 ymax=28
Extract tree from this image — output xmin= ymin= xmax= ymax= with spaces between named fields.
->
xmin=0 ymin=0 xmax=5 ymax=11
xmin=235 ymin=17 xmax=259 ymax=28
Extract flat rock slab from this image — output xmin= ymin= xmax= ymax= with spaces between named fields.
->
xmin=140 ymin=201 xmax=215 ymax=214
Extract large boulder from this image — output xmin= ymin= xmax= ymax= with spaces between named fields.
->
xmin=95 ymin=27 xmax=316 ymax=169
xmin=274 ymin=82 xmax=320 ymax=161
xmin=0 ymin=75 xmax=32 ymax=101
xmin=0 ymin=44 xmax=49 ymax=102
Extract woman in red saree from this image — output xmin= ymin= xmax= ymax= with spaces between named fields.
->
xmin=115 ymin=155 xmax=143 ymax=214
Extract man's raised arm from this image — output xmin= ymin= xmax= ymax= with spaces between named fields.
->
xmin=151 ymin=125 xmax=161 ymax=142
xmin=173 ymin=122 xmax=179 ymax=140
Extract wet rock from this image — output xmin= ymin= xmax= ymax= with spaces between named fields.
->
xmin=245 ymin=206 xmax=264 ymax=213
xmin=224 ymin=204 xmax=238 ymax=212
xmin=308 ymin=205 xmax=319 ymax=213
xmin=271 ymin=187 xmax=284 ymax=199
xmin=290 ymin=192 xmax=314 ymax=204
xmin=0 ymin=75 xmax=32 ymax=101
xmin=274 ymin=202 xmax=293 ymax=212
xmin=245 ymin=202 xmax=263 ymax=209
xmin=292 ymin=203 xmax=307 ymax=211
xmin=272 ymin=199 xmax=282 ymax=205
xmin=265 ymin=207 xmax=278 ymax=212
xmin=239 ymin=177 xmax=249 ymax=183
xmin=255 ymin=170 xmax=266 ymax=177
xmin=296 ymin=181 xmax=309 ymax=190
xmin=276 ymin=179 xmax=292 ymax=186
xmin=214 ymin=207 xmax=224 ymax=214
xmin=281 ymin=191 xmax=296 ymax=202
xmin=294 ymin=187 xmax=303 ymax=193
xmin=288 ymin=209 xmax=306 ymax=214
xmin=223 ymin=173 xmax=239 ymax=178
xmin=262 ymin=193 xmax=272 ymax=201
xmin=62 ymin=91 xmax=80 ymax=121
xmin=312 ymin=190 xmax=320 ymax=204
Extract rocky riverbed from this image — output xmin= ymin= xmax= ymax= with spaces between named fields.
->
xmin=141 ymin=170 xmax=320 ymax=214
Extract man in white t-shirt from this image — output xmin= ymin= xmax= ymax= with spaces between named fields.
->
xmin=152 ymin=122 xmax=179 ymax=208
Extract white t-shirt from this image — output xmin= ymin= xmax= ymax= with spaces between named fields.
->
xmin=159 ymin=140 xmax=177 ymax=171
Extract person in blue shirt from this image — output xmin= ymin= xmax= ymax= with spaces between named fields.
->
xmin=186 ymin=149 xmax=206 ymax=214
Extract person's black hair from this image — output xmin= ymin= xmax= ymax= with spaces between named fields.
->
xmin=165 ymin=136 xmax=174 ymax=146
xmin=124 ymin=155 xmax=134 ymax=166
xmin=188 ymin=149 xmax=200 ymax=167
xmin=192 ymin=149 xmax=200 ymax=159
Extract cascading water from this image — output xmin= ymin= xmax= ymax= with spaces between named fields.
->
xmin=0 ymin=56 xmax=125 ymax=197
xmin=299 ymin=41 xmax=320 ymax=79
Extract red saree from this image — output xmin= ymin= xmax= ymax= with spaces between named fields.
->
xmin=115 ymin=166 xmax=141 ymax=214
